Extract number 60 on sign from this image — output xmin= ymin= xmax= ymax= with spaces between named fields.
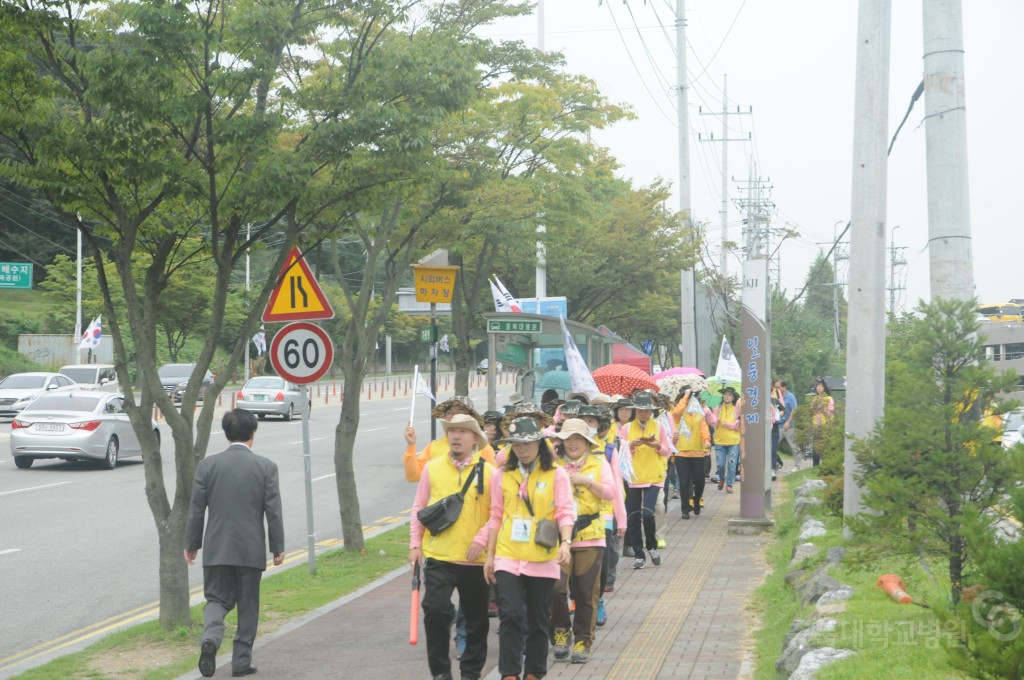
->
xmin=269 ymin=322 xmax=334 ymax=384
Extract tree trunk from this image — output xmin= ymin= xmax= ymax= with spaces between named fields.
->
xmin=157 ymin=505 xmax=192 ymax=627
xmin=335 ymin=377 xmax=365 ymax=552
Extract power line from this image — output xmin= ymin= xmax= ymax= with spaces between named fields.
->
xmin=606 ymin=2 xmax=678 ymax=127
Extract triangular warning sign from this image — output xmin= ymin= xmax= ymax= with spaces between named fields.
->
xmin=262 ymin=247 xmax=335 ymax=322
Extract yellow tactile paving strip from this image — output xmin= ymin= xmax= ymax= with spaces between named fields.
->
xmin=605 ymin=491 xmax=738 ymax=680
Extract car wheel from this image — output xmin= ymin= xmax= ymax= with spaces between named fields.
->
xmin=283 ymin=404 xmax=294 ymax=422
xmin=258 ymin=413 xmax=266 ymax=420
xmin=102 ymin=436 xmax=119 ymax=470
xmin=14 ymin=456 xmax=33 ymax=469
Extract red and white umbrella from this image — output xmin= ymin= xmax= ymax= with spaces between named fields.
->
xmin=592 ymin=364 xmax=658 ymax=395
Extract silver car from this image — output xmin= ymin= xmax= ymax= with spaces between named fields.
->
xmin=10 ymin=391 xmax=159 ymax=469
xmin=236 ymin=376 xmax=310 ymax=421
xmin=0 ymin=372 xmax=78 ymax=417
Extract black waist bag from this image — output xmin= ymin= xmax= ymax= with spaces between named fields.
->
xmin=572 ymin=512 xmax=602 ymax=539
xmin=417 ymin=460 xmax=484 ymax=535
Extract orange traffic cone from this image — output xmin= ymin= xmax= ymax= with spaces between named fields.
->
xmin=877 ymin=574 xmax=913 ymax=604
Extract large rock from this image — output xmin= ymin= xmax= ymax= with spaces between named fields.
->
xmin=798 ymin=518 xmax=828 ymax=540
xmin=800 ymin=571 xmax=841 ymax=605
xmin=776 ymin=618 xmax=839 ymax=676
xmin=790 ymin=542 xmax=819 ymax=567
xmin=796 ymin=479 xmax=827 ymax=497
xmin=823 ymin=546 xmax=845 ymax=567
xmin=794 ymin=495 xmax=822 ymax=516
xmin=789 ymin=647 xmax=856 ymax=680
xmin=785 ymin=569 xmax=807 ymax=586
xmin=817 ymin=585 xmax=854 ymax=605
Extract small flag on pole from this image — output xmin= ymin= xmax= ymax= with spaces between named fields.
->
xmin=413 ymin=367 xmax=435 ymax=402
xmin=79 ymin=316 xmax=102 ymax=350
xmin=490 ymin=275 xmax=522 ymax=313
xmin=252 ymin=330 xmax=267 ymax=355
xmin=439 ymin=334 xmax=450 ymax=353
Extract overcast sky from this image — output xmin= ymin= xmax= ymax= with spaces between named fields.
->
xmin=479 ymin=1 xmax=1022 ymax=312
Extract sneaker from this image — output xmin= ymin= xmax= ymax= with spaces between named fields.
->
xmin=623 ymin=545 xmax=634 ymax=557
xmin=432 ymin=674 xmax=453 ymax=680
xmin=726 ymin=485 xmax=734 ymax=494
xmin=633 ymin=556 xmax=646 ymax=569
xmin=772 ymin=472 xmax=778 ymax=481
xmin=571 ymin=639 xmax=591 ymax=664
xmin=650 ymin=549 xmax=662 ymax=566
xmin=569 ymin=598 xmax=576 ymax=615
xmin=681 ymin=509 xmax=690 ymax=520
xmin=596 ymin=598 xmax=607 ymax=626
xmin=657 ymin=538 xmax=667 ymax=548
xmin=455 ymin=634 xmax=466 ymax=660
xmin=693 ymin=504 xmax=701 ymax=516
xmin=718 ymin=479 xmax=724 ymax=491
xmin=198 ymin=640 xmax=217 ymax=678
xmin=488 ymin=601 xmax=499 ymax=617
xmin=670 ymin=488 xmax=680 ymax=499
xmin=736 ymin=474 xmax=742 ymax=482
xmin=553 ymin=628 xmax=572 ymax=660
xmin=605 ymin=583 xmax=615 ymax=593
xmin=700 ymin=497 xmax=705 ymax=507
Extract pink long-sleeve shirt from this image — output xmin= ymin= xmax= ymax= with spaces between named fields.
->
xmin=409 ymin=461 xmax=489 ymax=566
xmin=596 ymin=443 xmax=628 ymax=530
xmin=487 ymin=466 xmax=575 ymax=580
xmin=565 ymin=455 xmax=615 ymax=549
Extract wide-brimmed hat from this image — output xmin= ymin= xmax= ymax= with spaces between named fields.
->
xmin=589 ymin=393 xmax=614 ymax=406
xmin=442 ymin=413 xmax=487 ymax=442
xmin=613 ymin=397 xmax=634 ymax=411
xmin=553 ymin=418 xmax=599 ymax=447
xmin=501 ymin=401 xmax=554 ymax=432
xmin=560 ymin=399 xmax=583 ymax=417
xmin=720 ymin=386 xmax=740 ymax=400
xmin=566 ymin=391 xmax=591 ymax=404
xmin=431 ymin=395 xmax=482 ymax=425
xmin=577 ymin=404 xmax=610 ymax=419
xmin=500 ymin=416 xmax=548 ymax=443
xmin=632 ymin=392 xmax=656 ymax=410
xmin=482 ymin=410 xmax=504 ymax=424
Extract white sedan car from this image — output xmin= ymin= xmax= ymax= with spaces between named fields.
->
xmin=236 ymin=376 xmax=310 ymax=421
xmin=0 ymin=372 xmax=79 ymax=418
xmin=10 ymin=391 xmax=159 ymax=469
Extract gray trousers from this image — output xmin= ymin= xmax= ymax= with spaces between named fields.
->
xmin=202 ymin=565 xmax=263 ymax=673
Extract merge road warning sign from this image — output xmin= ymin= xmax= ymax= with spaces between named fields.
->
xmin=263 ymin=247 xmax=335 ymax=322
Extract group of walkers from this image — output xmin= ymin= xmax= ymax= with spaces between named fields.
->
xmin=405 ymin=381 xmax=780 ymax=680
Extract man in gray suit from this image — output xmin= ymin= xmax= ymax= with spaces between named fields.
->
xmin=185 ymin=409 xmax=285 ymax=678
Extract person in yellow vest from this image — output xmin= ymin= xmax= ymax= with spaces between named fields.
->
xmin=712 ymin=387 xmax=742 ymax=493
xmin=673 ymin=387 xmax=712 ymax=519
xmin=403 ymin=396 xmax=496 ymax=482
xmin=409 ymin=414 xmax=493 ymax=680
xmin=495 ymin=402 xmax=555 ymax=467
xmin=618 ymin=392 xmax=673 ymax=569
xmin=484 ymin=417 xmax=574 ymax=680
xmin=549 ymin=418 xmax=615 ymax=664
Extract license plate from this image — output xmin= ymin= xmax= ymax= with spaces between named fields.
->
xmin=254 ymin=394 xmax=266 ymax=401
xmin=35 ymin=423 xmax=65 ymax=432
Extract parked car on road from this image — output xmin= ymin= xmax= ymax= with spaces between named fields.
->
xmin=0 ymin=372 xmax=79 ymax=418
xmin=10 ymin=390 xmax=159 ymax=469
xmin=476 ymin=359 xmax=503 ymax=375
xmin=236 ymin=376 xmax=310 ymax=421
xmin=58 ymin=364 xmax=119 ymax=391
xmin=158 ymin=363 xmax=214 ymax=403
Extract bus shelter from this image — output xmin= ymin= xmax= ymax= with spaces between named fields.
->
xmin=482 ymin=312 xmax=637 ymax=410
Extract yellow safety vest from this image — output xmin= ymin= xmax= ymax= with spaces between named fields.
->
xmin=422 ymin=454 xmax=492 ymax=564
xmin=555 ymin=452 xmax=605 ymax=542
xmin=496 ymin=465 xmax=559 ymax=562
xmin=715 ymin=403 xmax=742 ymax=446
xmin=628 ymin=419 xmax=666 ymax=484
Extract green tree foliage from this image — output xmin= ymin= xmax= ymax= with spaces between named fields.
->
xmin=850 ymin=298 xmax=1019 ymax=606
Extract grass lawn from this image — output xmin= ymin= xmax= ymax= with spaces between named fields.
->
xmin=1 ymin=289 xmax=54 ymax=323
xmin=14 ymin=526 xmax=409 ymax=680
xmin=751 ymin=468 xmax=972 ymax=680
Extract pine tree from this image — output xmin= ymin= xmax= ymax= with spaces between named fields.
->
xmin=850 ymin=298 xmax=1019 ymax=606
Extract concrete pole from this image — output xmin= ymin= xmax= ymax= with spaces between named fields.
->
xmin=677 ymin=0 xmax=697 ymax=366
xmin=720 ymin=76 xmax=729 ymax=281
xmin=923 ymin=0 xmax=974 ymax=301
xmin=535 ymin=0 xmax=547 ymax=300
xmin=75 ymin=226 xmax=82 ymax=361
xmin=843 ymin=0 xmax=892 ymax=532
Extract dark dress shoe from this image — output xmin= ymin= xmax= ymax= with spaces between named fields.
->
xmin=198 ymin=640 xmax=216 ymax=678
xmin=232 ymin=667 xmax=257 ymax=677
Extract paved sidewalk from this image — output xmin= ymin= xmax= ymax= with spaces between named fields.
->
xmin=176 ymin=483 xmax=772 ymax=680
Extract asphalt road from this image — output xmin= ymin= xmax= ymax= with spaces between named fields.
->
xmin=0 ymin=374 xmax=513 ymax=677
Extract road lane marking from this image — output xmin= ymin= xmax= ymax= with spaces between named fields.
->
xmin=0 ymin=481 xmax=71 ymax=498
xmin=0 ymin=548 xmax=22 ymax=556
xmin=286 ymin=436 xmax=331 ymax=445
xmin=312 ymin=473 xmax=336 ymax=482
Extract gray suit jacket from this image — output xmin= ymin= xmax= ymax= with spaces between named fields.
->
xmin=185 ymin=443 xmax=285 ymax=569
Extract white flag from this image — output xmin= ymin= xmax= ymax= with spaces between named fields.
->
xmin=252 ymin=331 xmax=267 ymax=355
xmin=491 ymin=275 xmax=523 ymax=313
xmin=439 ymin=334 xmax=450 ymax=353
xmin=559 ymin=316 xmax=600 ymax=399
xmin=489 ymin=279 xmax=512 ymax=313
xmin=714 ymin=337 xmax=743 ymax=383
xmin=79 ymin=316 xmax=102 ymax=350
xmin=413 ymin=368 xmax=435 ymax=402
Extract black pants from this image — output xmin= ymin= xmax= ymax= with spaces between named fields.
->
xmin=675 ymin=457 xmax=706 ymax=513
xmin=599 ymin=526 xmax=619 ymax=592
xmin=202 ymin=565 xmax=263 ymax=674
xmin=495 ymin=570 xmax=556 ymax=679
xmin=771 ymin=424 xmax=783 ymax=469
xmin=625 ymin=486 xmax=660 ymax=558
xmin=422 ymin=559 xmax=489 ymax=680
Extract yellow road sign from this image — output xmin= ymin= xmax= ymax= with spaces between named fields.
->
xmin=263 ymin=247 xmax=335 ymax=321
xmin=412 ymin=265 xmax=458 ymax=304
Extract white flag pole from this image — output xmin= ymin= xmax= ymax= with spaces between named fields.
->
xmin=410 ymin=365 xmax=419 ymax=426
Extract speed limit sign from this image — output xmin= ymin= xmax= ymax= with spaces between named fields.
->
xmin=269 ymin=322 xmax=334 ymax=384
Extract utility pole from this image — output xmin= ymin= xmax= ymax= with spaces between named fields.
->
xmin=844 ymin=0 xmax=891 ymax=533
xmin=535 ymin=0 xmax=547 ymax=300
xmin=817 ymin=224 xmax=849 ymax=352
xmin=676 ymin=0 xmax=697 ymax=367
xmin=923 ymin=0 xmax=974 ymax=301
xmin=887 ymin=225 xmax=906 ymax=316
xmin=734 ymin=165 xmax=774 ymax=260
xmin=697 ymin=75 xmax=751 ymax=282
